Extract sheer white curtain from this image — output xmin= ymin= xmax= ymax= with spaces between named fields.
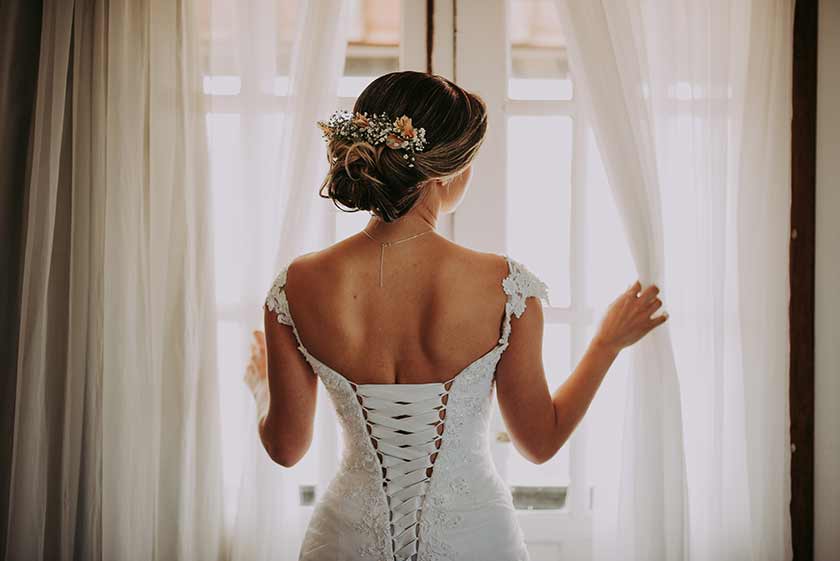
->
xmin=555 ymin=1 xmax=793 ymax=559
xmin=203 ymin=0 xmax=348 ymax=559
xmin=7 ymin=1 xmax=224 ymax=560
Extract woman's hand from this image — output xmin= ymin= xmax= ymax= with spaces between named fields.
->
xmin=592 ymin=281 xmax=668 ymax=355
xmin=244 ymin=330 xmax=268 ymax=397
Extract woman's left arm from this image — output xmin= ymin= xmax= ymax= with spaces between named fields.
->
xmin=245 ymin=312 xmax=318 ymax=467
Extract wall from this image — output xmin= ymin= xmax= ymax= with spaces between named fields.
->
xmin=815 ymin=0 xmax=840 ymax=558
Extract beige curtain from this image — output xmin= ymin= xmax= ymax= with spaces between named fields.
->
xmin=555 ymin=0 xmax=794 ymax=559
xmin=0 ymin=0 xmax=43 ymax=555
xmin=5 ymin=1 xmax=224 ymax=559
xmin=202 ymin=0 xmax=351 ymax=558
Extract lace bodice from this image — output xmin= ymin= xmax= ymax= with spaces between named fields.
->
xmin=265 ymin=254 xmax=549 ymax=561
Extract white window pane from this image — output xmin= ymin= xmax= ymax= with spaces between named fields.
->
xmin=509 ymin=78 xmax=573 ymax=101
xmin=335 ymin=208 xmax=371 ymax=241
xmin=339 ymin=75 xmax=381 ymax=98
xmin=203 ymin=75 xmax=242 ymax=95
xmin=207 ymin=113 xmax=248 ymax=304
xmin=274 ymin=76 xmax=290 ymax=96
xmin=341 ymin=52 xmax=399 ymax=98
xmin=505 ymin=323 xmax=571 ymax=487
xmin=582 ymin=125 xmax=635 ymax=309
xmin=580 ymin=124 xmax=635 ymax=505
xmin=215 ymin=320 xmax=250 ymax=525
xmin=508 ymin=0 xmax=573 ymax=100
xmin=340 ymin=1 xmax=400 ymax=98
xmin=506 ymin=115 xmax=572 ymax=306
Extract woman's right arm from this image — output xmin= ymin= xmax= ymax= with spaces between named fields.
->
xmin=495 ymin=281 xmax=668 ymax=464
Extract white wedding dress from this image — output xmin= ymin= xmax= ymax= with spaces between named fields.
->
xmin=265 ymin=254 xmax=550 ymax=561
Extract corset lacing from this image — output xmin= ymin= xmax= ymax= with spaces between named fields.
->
xmin=351 ymin=380 xmax=454 ymax=561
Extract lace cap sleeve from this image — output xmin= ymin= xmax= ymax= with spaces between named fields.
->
xmin=502 ymin=256 xmax=551 ymax=319
xmin=265 ymin=262 xmax=293 ymax=326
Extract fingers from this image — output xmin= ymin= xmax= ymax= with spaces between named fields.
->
xmin=638 ymin=284 xmax=660 ymax=304
xmin=250 ymin=334 xmax=267 ymax=376
xmin=628 ymin=282 xmax=667 ymax=324
xmin=248 ymin=341 xmax=266 ymax=368
xmin=250 ymin=330 xmax=266 ymax=352
xmin=626 ymin=281 xmax=659 ymax=300
xmin=644 ymin=296 xmax=663 ymax=315
xmin=650 ymin=312 xmax=669 ymax=327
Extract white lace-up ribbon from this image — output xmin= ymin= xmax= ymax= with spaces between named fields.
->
xmin=353 ymin=382 xmax=451 ymax=561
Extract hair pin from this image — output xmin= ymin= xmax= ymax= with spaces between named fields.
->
xmin=316 ymin=110 xmax=427 ymax=167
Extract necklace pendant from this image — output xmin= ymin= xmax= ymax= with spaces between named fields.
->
xmin=379 ymin=243 xmax=385 ymax=288
xmin=361 ymin=226 xmax=435 ymax=289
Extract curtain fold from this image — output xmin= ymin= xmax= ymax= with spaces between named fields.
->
xmin=5 ymin=0 xmax=796 ymax=559
xmin=553 ymin=2 xmax=687 ymax=558
xmin=204 ymin=1 xmax=350 ymax=559
xmin=6 ymin=1 xmax=225 ymax=560
xmin=7 ymin=1 xmax=82 ymax=558
xmin=0 ymin=0 xmax=43 ymax=555
xmin=555 ymin=0 xmax=793 ymax=559
xmin=102 ymin=0 xmax=225 ymax=559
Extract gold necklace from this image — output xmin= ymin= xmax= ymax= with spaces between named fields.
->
xmin=362 ymin=227 xmax=435 ymax=287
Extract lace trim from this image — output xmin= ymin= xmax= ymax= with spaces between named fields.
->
xmin=353 ymin=382 xmax=452 ymax=561
xmin=497 ymin=256 xmax=550 ymax=350
xmin=265 ymin=254 xmax=550 ymax=332
xmin=265 ymin=264 xmax=292 ymax=326
xmin=264 ymin=254 xmax=550 ymax=377
xmin=501 ymin=256 xmax=551 ymax=319
xmin=263 ymin=254 xmax=548 ymax=560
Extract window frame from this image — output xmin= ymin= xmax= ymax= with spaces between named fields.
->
xmin=204 ymin=0 xmax=596 ymax=552
xmin=453 ymin=0 xmax=594 ymax=553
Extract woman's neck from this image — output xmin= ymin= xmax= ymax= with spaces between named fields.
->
xmin=363 ymin=200 xmax=440 ymax=242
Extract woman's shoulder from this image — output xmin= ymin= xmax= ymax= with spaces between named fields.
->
xmin=498 ymin=255 xmax=550 ymax=317
xmin=443 ymin=244 xmax=547 ymax=295
xmin=272 ymin=239 xmax=547 ymax=306
xmin=444 ymin=243 xmax=509 ymax=280
xmin=441 ymin=246 xmax=550 ymax=325
xmin=285 ymin=236 xmax=505 ymax=277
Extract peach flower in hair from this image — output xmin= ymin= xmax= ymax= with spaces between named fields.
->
xmin=394 ymin=115 xmax=416 ymax=138
xmin=352 ymin=112 xmax=370 ymax=128
xmin=385 ymin=134 xmax=408 ymax=149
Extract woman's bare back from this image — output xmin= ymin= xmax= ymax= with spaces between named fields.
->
xmin=256 ymin=226 xmax=664 ymax=471
xmin=284 ymin=233 xmax=511 ymax=386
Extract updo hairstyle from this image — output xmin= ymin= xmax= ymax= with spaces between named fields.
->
xmin=318 ymin=71 xmax=488 ymax=222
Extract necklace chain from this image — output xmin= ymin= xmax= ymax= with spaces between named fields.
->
xmin=361 ymin=227 xmax=435 ymax=288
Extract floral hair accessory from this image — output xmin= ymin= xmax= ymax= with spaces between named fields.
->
xmin=316 ymin=110 xmax=428 ymax=167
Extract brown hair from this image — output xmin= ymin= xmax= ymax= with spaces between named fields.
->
xmin=318 ymin=71 xmax=488 ymax=222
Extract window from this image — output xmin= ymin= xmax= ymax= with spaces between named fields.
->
xmin=456 ymin=1 xmax=634 ymax=558
xmin=203 ymin=1 xmax=634 ymax=557
xmin=504 ymin=0 xmax=575 ymax=497
xmin=202 ymin=0 xmax=417 ymax=528
xmin=334 ymin=1 xmax=403 ymax=238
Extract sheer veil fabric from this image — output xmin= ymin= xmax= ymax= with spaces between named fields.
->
xmin=554 ymin=1 xmax=794 ymax=560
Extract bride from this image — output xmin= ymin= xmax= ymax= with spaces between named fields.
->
xmin=244 ymin=70 xmax=668 ymax=561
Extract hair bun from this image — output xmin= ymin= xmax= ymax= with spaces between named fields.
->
xmin=321 ymin=141 xmax=409 ymax=222
xmin=318 ymin=71 xmax=487 ymax=222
